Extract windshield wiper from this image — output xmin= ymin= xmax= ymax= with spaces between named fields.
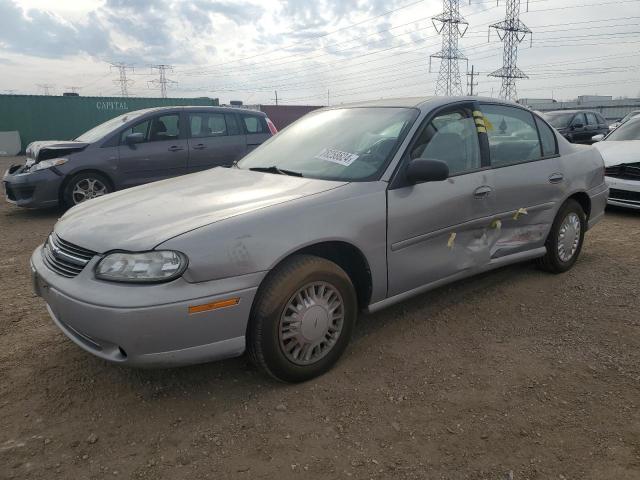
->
xmin=249 ymin=166 xmax=304 ymax=177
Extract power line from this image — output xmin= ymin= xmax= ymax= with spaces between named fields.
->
xmin=177 ymin=0 xmax=431 ymax=74
xmin=489 ymin=0 xmax=532 ymax=100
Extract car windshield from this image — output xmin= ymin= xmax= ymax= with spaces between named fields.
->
xmin=620 ymin=111 xmax=640 ymax=124
xmin=543 ymin=112 xmax=575 ymax=128
xmin=237 ymin=107 xmax=418 ymax=181
xmin=605 ymin=117 xmax=640 ymax=141
xmin=75 ymin=111 xmax=146 ymax=143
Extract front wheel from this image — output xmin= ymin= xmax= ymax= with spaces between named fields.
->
xmin=537 ymin=199 xmax=586 ymax=274
xmin=247 ymin=255 xmax=357 ymax=383
xmin=62 ymin=172 xmax=112 ymax=208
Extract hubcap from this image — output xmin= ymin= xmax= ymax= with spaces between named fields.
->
xmin=72 ymin=178 xmax=107 ymax=204
xmin=557 ymin=212 xmax=581 ymax=262
xmin=278 ymin=281 xmax=344 ymax=366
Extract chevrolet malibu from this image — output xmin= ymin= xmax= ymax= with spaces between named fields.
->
xmin=31 ymin=97 xmax=608 ymax=382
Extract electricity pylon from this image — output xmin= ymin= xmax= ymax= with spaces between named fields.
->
xmin=430 ymin=0 xmax=469 ymax=96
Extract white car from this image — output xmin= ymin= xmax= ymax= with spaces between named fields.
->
xmin=608 ymin=111 xmax=640 ymax=132
xmin=593 ymin=117 xmax=640 ymax=209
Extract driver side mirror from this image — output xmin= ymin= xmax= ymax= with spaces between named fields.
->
xmin=571 ymin=123 xmax=584 ymax=130
xmin=406 ymin=158 xmax=449 ymax=184
xmin=591 ymin=134 xmax=604 ymax=142
xmin=125 ymin=132 xmax=145 ymax=145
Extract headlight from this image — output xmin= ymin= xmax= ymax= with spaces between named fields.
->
xmin=95 ymin=251 xmax=188 ymax=283
xmin=30 ymin=158 xmax=68 ymax=172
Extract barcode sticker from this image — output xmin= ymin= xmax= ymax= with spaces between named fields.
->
xmin=315 ymin=147 xmax=359 ymax=166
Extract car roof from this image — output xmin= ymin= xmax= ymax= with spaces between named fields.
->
xmin=325 ymin=96 xmax=523 ymax=111
xmin=130 ymin=106 xmax=266 ymax=116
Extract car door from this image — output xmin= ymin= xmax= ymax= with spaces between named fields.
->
xmin=585 ymin=112 xmax=599 ymax=141
xmin=187 ymin=111 xmax=247 ymax=172
xmin=240 ymin=113 xmax=271 ymax=153
xmin=117 ymin=113 xmax=188 ymax=188
xmin=477 ymin=103 xmax=565 ymax=258
xmin=386 ymin=103 xmax=496 ymax=297
xmin=595 ymin=113 xmax=609 ymax=136
xmin=570 ymin=113 xmax=588 ymax=143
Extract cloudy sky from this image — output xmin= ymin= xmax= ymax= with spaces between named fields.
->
xmin=0 ymin=0 xmax=639 ymax=104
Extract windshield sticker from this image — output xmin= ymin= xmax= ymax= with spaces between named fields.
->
xmin=316 ymin=147 xmax=359 ymax=166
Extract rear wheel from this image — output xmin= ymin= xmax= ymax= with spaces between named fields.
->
xmin=247 ymin=254 xmax=357 ymax=383
xmin=537 ymin=199 xmax=586 ymax=273
xmin=62 ymin=172 xmax=112 ymax=208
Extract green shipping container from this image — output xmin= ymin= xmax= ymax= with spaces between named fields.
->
xmin=0 ymin=94 xmax=219 ymax=152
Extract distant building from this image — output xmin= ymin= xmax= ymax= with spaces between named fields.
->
xmin=577 ymin=95 xmax=613 ymax=103
xmin=518 ymin=98 xmax=557 ymax=106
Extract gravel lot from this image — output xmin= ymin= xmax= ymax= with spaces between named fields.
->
xmin=1 ymin=155 xmax=639 ymax=480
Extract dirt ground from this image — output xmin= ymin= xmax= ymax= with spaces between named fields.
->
xmin=1 ymin=155 xmax=639 ymax=480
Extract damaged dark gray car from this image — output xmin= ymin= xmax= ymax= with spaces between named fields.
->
xmin=3 ymin=106 xmax=275 ymax=208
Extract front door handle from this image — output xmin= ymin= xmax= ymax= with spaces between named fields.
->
xmin=473 ymin=185 xmax=493 ymax=199
xmin=549 ymin=173 xmax=564 ymax=184
xmin=192 ymin=144 xmax=206 ymax=150
xmin=168 ymin=145 xmax=184 ymax=152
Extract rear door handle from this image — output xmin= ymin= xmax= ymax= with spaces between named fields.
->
xmin=192 ymin=144 xmax=206 ymax=150
xmin=168 ymin=146 xmax=184 ymax=152
xmin=549 ymin=173 xmax=564 ymax=184
xmin=473 ymin=185 xmax=493 ymax=199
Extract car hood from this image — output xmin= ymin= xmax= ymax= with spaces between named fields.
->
xmin=593 ymin=141 xmax=640 ymax=167
xmin=55 ymin=167 xmax=347 ymax=253
xmin=26 ymin=140 xmax=90 ymax=162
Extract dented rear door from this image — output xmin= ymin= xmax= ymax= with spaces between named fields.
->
xmin=386 ymin=102 xmax=496 ymax=297
xmin=477 ymin=103 xmax=564 ymax=259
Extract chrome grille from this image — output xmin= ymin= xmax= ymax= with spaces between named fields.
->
xmin=605 ymin=162 xmax=640 ymax=180
xmin=41 ymin=234 xmax=96 ymax=278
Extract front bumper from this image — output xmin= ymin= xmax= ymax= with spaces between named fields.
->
xmin=606 ymin=176 xmax=640 ymax=210
xmin=3 ymin=166 xmax=62 ymax=208
xmin=31 ymin=245 xmax=264 ymax=367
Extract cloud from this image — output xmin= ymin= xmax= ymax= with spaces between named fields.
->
xmin=0 ymin=2 xmax=112 ymax=59
xmin=0 ymin=0 xmax=265 ymax=65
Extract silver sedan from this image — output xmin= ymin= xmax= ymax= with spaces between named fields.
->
xmin=31 ymin=97 xmax=608 ymax=382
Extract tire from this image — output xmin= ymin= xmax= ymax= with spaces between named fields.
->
xmin=247 ymin=254 xmax=357 ymax=383
xmin=62 ymin=172 xmax=112 ymax=208
xmin=537 ymin=199 xmax=586 ymax=274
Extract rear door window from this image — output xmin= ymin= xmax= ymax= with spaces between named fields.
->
xmin=586 ymin=113 xmax=598 ymax=127
xmin=189 ymin=113 xmax=228 ymax=138
xmin=479 ymin=104 xmax=542 ymax=167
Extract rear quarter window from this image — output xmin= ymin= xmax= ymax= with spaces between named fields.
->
xmin=242 ymin=115 xmax=268 ymax=134
xmin=534 ymin=116 xmax=558 ymax=157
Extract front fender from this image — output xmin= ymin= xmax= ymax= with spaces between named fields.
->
xmin=158 ymin=182 xmax=389 ymax=304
